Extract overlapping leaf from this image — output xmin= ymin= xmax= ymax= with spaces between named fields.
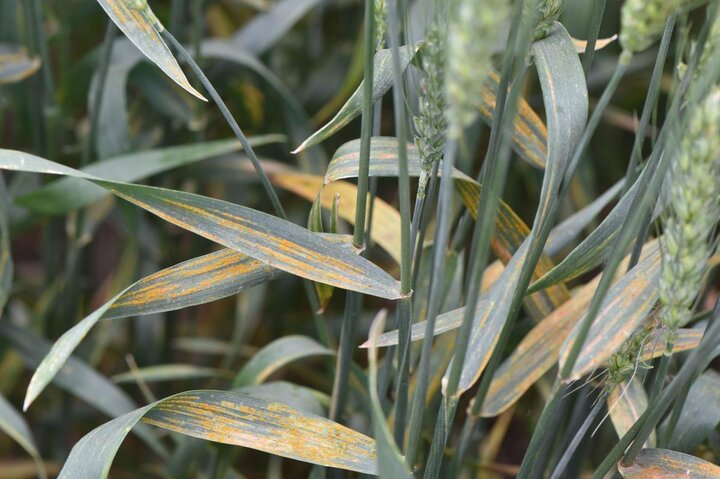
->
xmin=94 ymin=0 xmax=205 ymax=100
xmin=57 ymin=390 xmax=378 ymax=478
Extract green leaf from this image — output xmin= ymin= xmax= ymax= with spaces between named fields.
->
xmin=0 ymin=321 xmax=166 ymax=457
xmin=18 ymin=136 xmax=284 ymax=215
xmin=293 ymin=45 xmax=418 ymax=153
xmin=112 ymin=365 xmax=232 ymax=384
xmin=608 ymin=379 xmax=655 ymax=448
xmin=94 ymin=0 xmax=205 ymax=100
xmin=661 ymin=371 xmax=720 ymax=452
xmin=0 ymin=149 xmax=401 ymax=300
xmin=618 ymin=449 xmax=720 ymax=478
xmin=232 ymin=336 xmax=333 ymax=388
xmin=0 ymin=393 xmax=46 ymax=479
xmin=232 ymin=0 xmax=325 ymax=55
xmin=529 ymin=22 xmax=588 ymax=232
xmin=558 ymin=246 xmax=661 ymax=381
xmin=58 ymin=390 xmax=378 ymax=478
xmin=367 ymin=311 xmax=413 ymax=479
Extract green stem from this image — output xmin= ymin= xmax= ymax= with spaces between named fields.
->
xmin=405 ymin=139 xmax=457 ymax=468
xmin=329 ymin=0 xmax=376 ymax=424
xmin=387 ymin=0 xmax=413 ymax=447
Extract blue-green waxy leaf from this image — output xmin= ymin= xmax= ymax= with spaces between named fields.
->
xmin=17 ymin=136 xmax=284 ymax=215
xmin=0 ymin=393 xmax=46 ymax=479
xmin=618 ymin=449 xmax=720 ymax=478
xmin=367 ymin=311 xmax=412 ymax=479
xmin=232 ymin=336 xmax=333 ymax=387
xmin=232 ymin=0 xmax=324 ymax=55
xmin=94 ymin=0 xmax=206 ymax=100
xmin=661 ymin=370 xmax=720 ymax=452
xmin=58 ymin=390 xmax=378 ymax=478
xmin=112 ymin=365 xmax=232 ymax=384
xmin=292 ymin=45 xmax=417 ymax=153
xmin=530 ymin=22 xmax=588 ymax=232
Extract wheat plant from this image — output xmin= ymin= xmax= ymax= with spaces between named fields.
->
xmin=0 ymin=0 xmax=719 ymax=478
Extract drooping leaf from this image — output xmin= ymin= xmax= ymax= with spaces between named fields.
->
xmin=618 ymin=449 xmax=720 ymax=478
xmin=57 ymin=390 xmax=378 ymax=478
xmin=661 ymin=370 xmax=720 ymax=452
xmin=292 ymin=45 xmax=418 ymax=153
xmin=367 ymin=311 xmax=412 ymax=479
xmin=0 ymin=149 xmax=401 ymax=299
xmin=0 ymin=393 xmax=46 ymax=479
xmin=232 ymin=336 xmax=333 ymax=387
xmin=232 ymin=0 xmax=325 ymax=55
xmin=94 ymin=0 xmax=205 ymax=100
xmin=559 ymin=246 xmax=661 ymax=381
xmin=23 ymin=234 xmax=355 ymax=410
xmin=18 ymin=136 xmax=284 ymax=215
xmin=0 ymin=322 xmax=166 ymax=457
xmin=112 ymin=365 xmax=232 ymax=384
xmin=529 ymin=22 xmax=588 ymax=232
xmin=608 ymin=379 xmax=655 ymax=448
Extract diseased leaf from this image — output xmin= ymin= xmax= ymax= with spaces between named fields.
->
xmin=0 ymin=44 xmax=40 ymax=84
xmin=57 ymin=390 xmax=378 ymax=478
xmin=23 ymin=233 xmax=355 ymax=410
xmin=0 ymin=149 xmax=401 ymax=300
xmin=113 ymin=365 xmax=232 ymax=384
xmin=238 ymin=381 xmax=328 ymax=417
xmin=0 ymin=393 xmax=46 ymax=479
xmin=367 ymin=311 xmax=412 ymax=479
xmin=559 ymin=246 xmax=661 ymax=381
xmin=94 ymin=0 xmax=206 ymax=100
xmin=661 ymin=370 xmax=720 ymax=452
xmin=292 ymin=45 xmax=418 ymax=153
xmin=608 ymin=379 xmax=655 ymax=448
xmin=18 ymin=136 xmax=284 ymax=215
xmin=572 ymin=34 xmax=618 ymax=53
xmin=232 ymin=336 xmax=333 ymax=387
xmin=618 ymin=449 xmax=720 ymax=478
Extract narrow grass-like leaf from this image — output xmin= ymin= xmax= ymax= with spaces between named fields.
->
xmin=0 ymin=44 xmax=40 ymax=84
xmin=18 ymin=136 xmax=283 ymax=215
xmin=608 ymin=379 xmax=655 ymax=448
xmin=559 ymin=247 xmax=661 ymax=381
xmin=94 ymin=0 xmax=206 ymax=100
xmin=661 ymin=371 xmax=720 ymax=452
xmin=546 ymin=179 xmax=624 ymax=256
xmin=0 ymin=393 xmax=46 ymax=479
xmin=232 ymin=336 xmax=332 ymax=387
xmin=0 ymin=322 xmax=165 ymax=456
xmin=530 ymin=22 xmax=588 ymax=231
xmin=232 ymin=0 xmax=324 ymax=55
xmin=293 ymin=45 xmax=416 ymax=153
xmin=57 ymin=390 xmax=378 ymax=478
xmin=618 ymin=449 xmax=720 ymax=478
xmin=0 ymin=149 xmax=401 ymax=300
xmin=367 ymin=311 xmax=412 ymax=478
xmin=113 ymin=365 xmax=232 ymax=384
